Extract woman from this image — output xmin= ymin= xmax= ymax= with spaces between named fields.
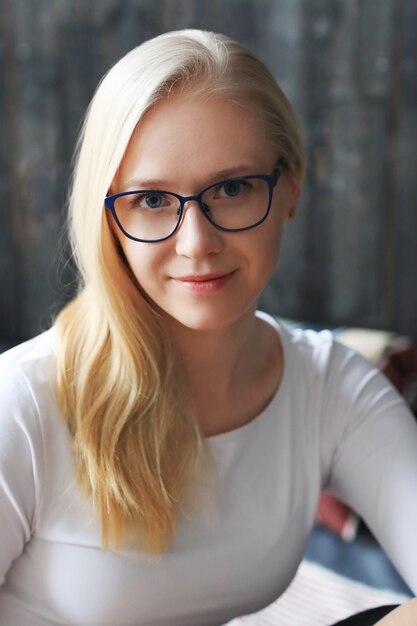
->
xmin=0 ymin=29 xmax=416 ymax=626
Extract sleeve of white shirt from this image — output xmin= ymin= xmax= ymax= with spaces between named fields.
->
xmin=0 ymin=362 xmax=42 ymax=586
xmin=321 ymin=340 xmax=417 ymax=595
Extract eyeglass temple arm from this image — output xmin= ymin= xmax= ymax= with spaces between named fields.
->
xmin=272 ymin=157 xmax=288 ymax=182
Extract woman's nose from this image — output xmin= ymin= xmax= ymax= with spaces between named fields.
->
xmin=174 ymin=201 xmax=224 ymax=258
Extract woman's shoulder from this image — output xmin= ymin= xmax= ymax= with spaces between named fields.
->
xmin=0 ymin=327 xmax=57 ymax=419
xmin=256 ymin=311 xmax=383 ymax=399
xmin=0 ymin=327 xmax=56 ymax=375
xmin=256 ymin=311 xmax=337 ymax=369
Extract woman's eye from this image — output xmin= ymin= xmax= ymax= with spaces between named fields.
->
xmin=218 ymin=180 xmax=247 ymax=198
xmin=141 ymin=192 xmax=165 ymax=209
xmin=128 ymin=192 xmax=167 ymax=210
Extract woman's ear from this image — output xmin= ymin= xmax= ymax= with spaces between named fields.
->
xmin=104 ymin=206 xmax=125 ymax=260
xmin=105 ymin=200 xmax=119 ymax=239
xmin=285 ymin=176 xmax=301 ymax=219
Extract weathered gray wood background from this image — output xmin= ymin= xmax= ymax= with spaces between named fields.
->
xmin=1 ymin=0 xmax=416 ymax=347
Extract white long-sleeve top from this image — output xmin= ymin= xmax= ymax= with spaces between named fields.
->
xmin=0 ymin=312 xmax=416 ymax=626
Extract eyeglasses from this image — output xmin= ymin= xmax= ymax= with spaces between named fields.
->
xmin=104 ymin=159 xmax=285 ymax=243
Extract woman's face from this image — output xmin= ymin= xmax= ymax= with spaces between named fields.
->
xmin=110 ymin=94 xmax=299 ymax=333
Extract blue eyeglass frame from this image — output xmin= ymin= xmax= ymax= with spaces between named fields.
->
xmin=104 ymin=158 xmax=286 ymax=243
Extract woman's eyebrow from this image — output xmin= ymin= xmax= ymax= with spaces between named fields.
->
xmin=123 ymin=177 xmax=170 ymax=190
xmin=122 ymin=164 xmax=262 ymax=190
xmin=205 ymin=164 xmax=262 ymax=181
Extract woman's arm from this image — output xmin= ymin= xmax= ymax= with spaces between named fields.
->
xmin=0 ymin=362 xmax=40 ymax=584
xmin=375 ymin=599 xmax=417 ymax=625
xmin=322 ymin=342 xmax=417 ymax=595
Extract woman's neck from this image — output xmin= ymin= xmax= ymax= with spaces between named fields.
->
xmin=167 ymin=308 xmax=258 ymax=391
xmin=163 ymin=309 xmax=283 ymax=437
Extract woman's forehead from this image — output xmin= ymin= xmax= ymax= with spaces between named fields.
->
xmin=116 ymin=95 xmax=275 ymax=189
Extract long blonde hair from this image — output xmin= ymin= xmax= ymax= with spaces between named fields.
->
xmin=55 ymin=29 xmax=305 ymax=554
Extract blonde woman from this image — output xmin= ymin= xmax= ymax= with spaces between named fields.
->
xmin=0 ymin=30 xmax=416 ymax=626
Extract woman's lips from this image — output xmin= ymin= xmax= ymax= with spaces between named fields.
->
xmin=172 ymin=271 xmax=236 ymax=293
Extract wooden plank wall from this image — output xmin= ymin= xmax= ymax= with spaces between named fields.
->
xmin=0 ymin=0 xmax=416 ymax=346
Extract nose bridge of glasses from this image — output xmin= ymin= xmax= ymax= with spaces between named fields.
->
xmin=180 ymin=191 xmax=209 ymax=216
